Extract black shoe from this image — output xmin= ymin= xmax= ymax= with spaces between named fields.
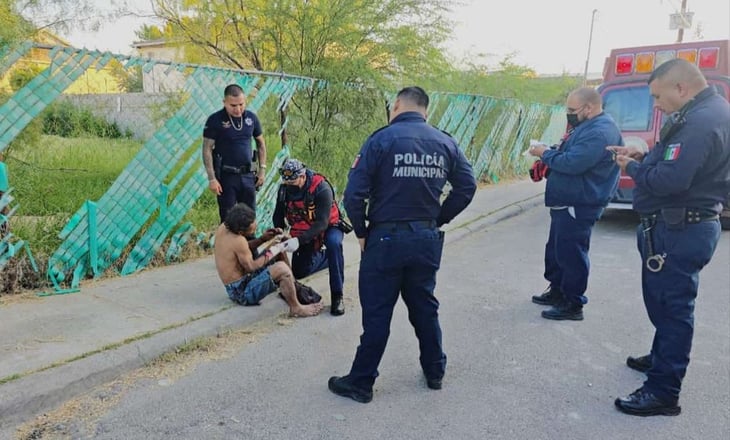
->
xmin=541 ymin=301 xmax=583 ymax=321
xmin=532 ymin=285 xmax=562 ymax=306
xmin=426 ymin=377 xmax=442 ymax=390
xmin=328 ymin=376 xmax=373 ymax=403
xmin=330 ymin=293 xmax=345 ymax=316
xmin=615 ymin=388 xmax=681 ymax=416
xmin=626 ymin=354 xmax=652 ymax=373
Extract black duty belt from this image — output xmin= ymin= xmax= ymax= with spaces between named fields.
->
xmin=639 ymin=207 xmax=719 ymax=225
xmin=222 ymin=164 xmax=252 ymax=174
xmin=369 ymin=220 xmax=437 ymax=231
xmin=639 ymin=207 xmax=718 ymax=273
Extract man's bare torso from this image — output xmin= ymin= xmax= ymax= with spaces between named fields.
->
xmin=214 ymin=223 xmax=253 ymax=284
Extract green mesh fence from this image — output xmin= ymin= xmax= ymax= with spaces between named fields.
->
xmin=0 ymin=41 xmax=567 ymax=293
xmin=0 ymin=162 xmax=38 ymax=274
xmin=426 ymin=94 xmax=565 ymax=182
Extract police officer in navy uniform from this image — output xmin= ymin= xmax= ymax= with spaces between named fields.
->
xmin=273 ymin=158 xmax=347 ymax=316
xmin=202 ymin=84 xmax=268 ymax=223
xmin=528 ymin=87 xmax=622 ymax=321
xmin=610 ymin=58 xmax=730 ymax=416
xmin=328 ymin=86 xmax=476 ymax=403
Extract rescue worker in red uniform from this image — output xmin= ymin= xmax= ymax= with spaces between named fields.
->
xmin=272 ymin=159 xmax=346 ymax=316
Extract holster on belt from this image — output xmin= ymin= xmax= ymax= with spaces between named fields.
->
xmin=660 ymin=207 xmax=685 ymax=231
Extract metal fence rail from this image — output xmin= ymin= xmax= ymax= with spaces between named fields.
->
xmin=0 ymin=42 xmax=565 ymax=294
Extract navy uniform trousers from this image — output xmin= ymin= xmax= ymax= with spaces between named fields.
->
xmin=348 ymin=221 xmax=445 ymax=387
xmin=291 ymin=225 xmax=345 ymax=295
xmin=637 ymin=218 xmax=720 ymax=402
xmin=544 ymin=208 xmax=596 ymax=305
xmin=217 ymin=171 xmax=257 ymax=223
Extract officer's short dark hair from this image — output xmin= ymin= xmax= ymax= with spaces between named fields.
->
xmin=224 ymin=84 xmax=244 ymax=98
xmin=648 ymin=58 xmax=702 ymax=84
xmin=224 ymin=203 xmax=256 ymax=235
xmin=397 ymin=86 xmax=429 ymax=109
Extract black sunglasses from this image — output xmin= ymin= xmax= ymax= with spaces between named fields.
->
xmin=279 ymin=167 xmax=303 ymax=178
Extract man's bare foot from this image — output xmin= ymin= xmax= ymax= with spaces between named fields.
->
xmin=289 ymin=301 xmax=324 ymax=317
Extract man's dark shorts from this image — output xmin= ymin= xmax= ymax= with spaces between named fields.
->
xmin=225 ymin=267 xmax=277 ymax=305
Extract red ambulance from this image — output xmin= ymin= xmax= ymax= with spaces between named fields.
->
xmin=597 ymin=39 xmax=730 ymax=229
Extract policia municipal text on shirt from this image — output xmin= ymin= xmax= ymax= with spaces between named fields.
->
xmin=328 ymin=86 xmax=477 ymax=403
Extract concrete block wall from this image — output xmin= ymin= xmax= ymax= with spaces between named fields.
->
xmin=60 ymin=93 xmax=174 ymax=140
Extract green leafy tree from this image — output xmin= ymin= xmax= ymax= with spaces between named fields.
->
xmin=0 ymin=0 xmax=33 ymax=46
xmin=429 ymin=53 xmax=580 ymax=105
xmin=109 ymin=60 xmax=143 ymax=92
xmin=135 ymin=24 xmax=165 ymax=41
xmin=149 ymin=0 xmax=458 ymax=181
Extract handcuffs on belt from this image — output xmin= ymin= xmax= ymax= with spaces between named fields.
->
xmin=640 ymin=217 xmax=665 ymax=273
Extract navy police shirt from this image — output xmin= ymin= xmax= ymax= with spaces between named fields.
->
xmin=627 ymin=87 xmax=730 ymax=214
xmin=203 ymin=109 xmax=262 ymax=167
xmin=344 ymin=112 xmax=477 ymax=238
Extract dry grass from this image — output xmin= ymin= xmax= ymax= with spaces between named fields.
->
xmin=1 ymin=230 xmax=215 ymax=297
xmin=14 ymin=314 xmax=297 ymax=439
xmin=1 ymin=255 xmax=46 ymax=295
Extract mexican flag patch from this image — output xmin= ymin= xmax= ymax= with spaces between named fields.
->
xmin=664 ymin=143 xmax=681 ymax=160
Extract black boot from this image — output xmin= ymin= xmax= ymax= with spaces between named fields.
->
xmin=331 ymin=292 xmax=345 ymax=316
xmin=531 ymin=285 xmax=563 ymax=306
xmin=615 ymin=387 xmax=681 ymax=416
xmin=541 ymin=300 xmax=583 ymax=321
xmin=626 ymin=354 xmax=652 ymax=373
xmin=328 ymin=375 xmax=372 ymax=403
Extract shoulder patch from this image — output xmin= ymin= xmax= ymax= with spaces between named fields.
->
xmin=664 ymin=143 xmax=681 ymax=160
xmin=351 ymin=154 xmax=361 ymax=169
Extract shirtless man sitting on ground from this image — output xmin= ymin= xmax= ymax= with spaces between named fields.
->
xmin=214 ymin=203 xmax=323 ymax=317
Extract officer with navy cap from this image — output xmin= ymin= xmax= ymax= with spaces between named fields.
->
xmin=328 ymin=86 xmax=477 ymax=403
xmin=610 ymin=58 xmax=730 ymax=416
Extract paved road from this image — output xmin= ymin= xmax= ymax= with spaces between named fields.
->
xmin=15 ymin=207 xmax=730 ymax=440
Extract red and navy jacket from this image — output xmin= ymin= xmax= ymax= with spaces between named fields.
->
xmin=273 ymin=170 xmax=340 ymax=250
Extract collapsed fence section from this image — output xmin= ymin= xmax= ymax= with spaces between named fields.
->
xmin=0 ymin=42 xmax=564 ymax=294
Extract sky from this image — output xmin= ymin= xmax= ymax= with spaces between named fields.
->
xmin=61 ymin=0 xmax=730 ymax=75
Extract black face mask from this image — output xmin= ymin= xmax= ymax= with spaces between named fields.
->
xmin=566 ymin=113 xmax=582 ymax=128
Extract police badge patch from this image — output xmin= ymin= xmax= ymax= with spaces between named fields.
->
xmin=245 ymin=117 xmax=253 ymax=126
xmin=664 ymin=143 xmax=681 ymax=160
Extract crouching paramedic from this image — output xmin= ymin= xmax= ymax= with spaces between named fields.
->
xmin=214 ymin=203 xmax=323 ymax=317
xmin=272 ymin=158 xmax=348 ymax=316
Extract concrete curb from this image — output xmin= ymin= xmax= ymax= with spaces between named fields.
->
xmin=0 ymin=301 xmax=281 ymax=430
xmin=444 ymin=193 xmax=544 ymax=244
xmin=0 ymin=189 xmax=545 ymax=432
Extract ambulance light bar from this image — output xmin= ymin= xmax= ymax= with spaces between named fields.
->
xmin=615 ymin=46 xmax=720 ymax=75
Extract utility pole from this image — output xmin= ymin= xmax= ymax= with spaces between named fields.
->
xmin=583 ymin=9 xmax=598 ymax=86
xmin=676 ymin=0 xmax=688 ymax=43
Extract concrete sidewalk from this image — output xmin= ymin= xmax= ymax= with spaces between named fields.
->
xmin=0 ymin=179 xmax=545 ymax=429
